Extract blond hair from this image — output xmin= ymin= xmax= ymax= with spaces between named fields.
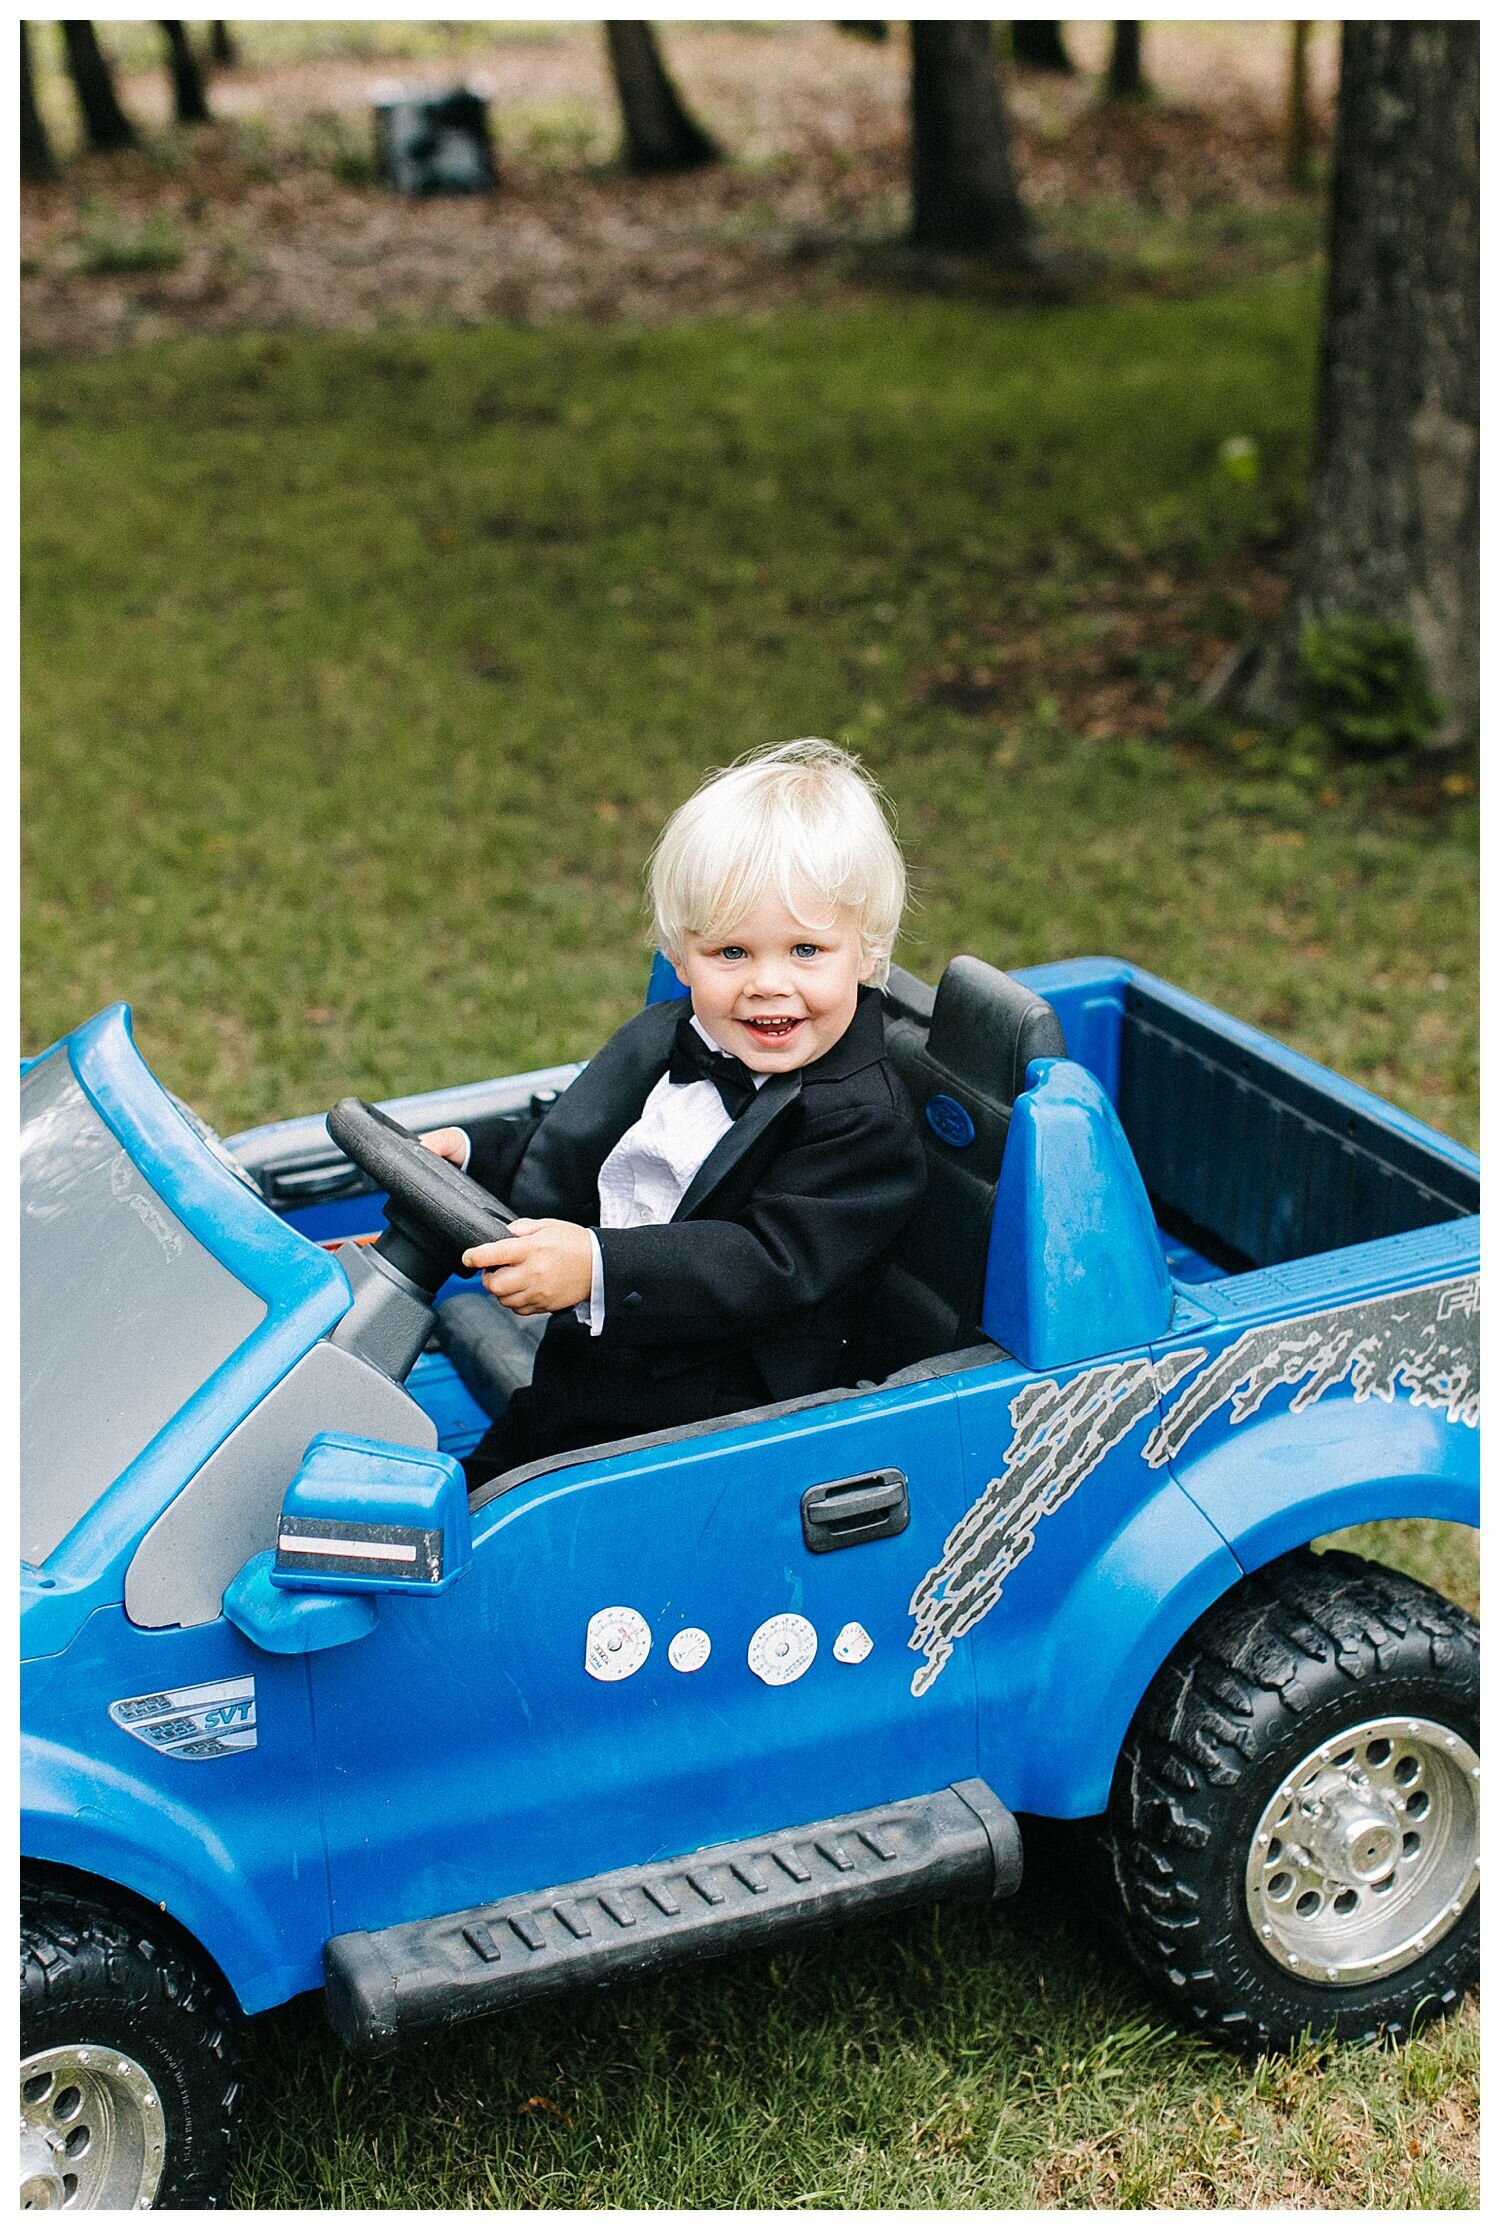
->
xmin=647 ymin=740 xmax=907 ymax=987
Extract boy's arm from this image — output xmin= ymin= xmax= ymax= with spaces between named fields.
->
xmin=463 ymin=1112 xmax=546 ymax=1205
xmin=592 ymin=1094 xmax=925 ymax=1346
xmin=460 ymin=1001 xmax=680 ymax=1215
xmin=421 ymin=1113 xmax=549 ymax=1201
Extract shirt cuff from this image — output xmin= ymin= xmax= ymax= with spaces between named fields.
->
xmin=574 ymin=1229 xmax=606 ymax=1337
xmin=453 ymin=1128 xmax=472 ymax=1175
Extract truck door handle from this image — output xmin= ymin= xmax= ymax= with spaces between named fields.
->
xmin=800 ymin=1469 xmax=909 ymax=1553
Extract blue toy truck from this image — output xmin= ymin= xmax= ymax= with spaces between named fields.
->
xmin=22 ymin=955 xmax=1479 ymax=2209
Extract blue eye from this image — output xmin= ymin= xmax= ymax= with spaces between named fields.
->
xmin=719 ymin=946 xmax=747 ymax=961
xmin=793 ymin=944 xmax=820 ymax=960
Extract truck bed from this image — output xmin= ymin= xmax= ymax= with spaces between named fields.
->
xmin=1018 ymin=959 xmax=1479 ymax=1286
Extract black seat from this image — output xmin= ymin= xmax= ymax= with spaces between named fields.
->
xmin=859 ymin=958 xmax=1066 ymax=1378
xmin=436 ymin=957 xmax=1066 ymax=1417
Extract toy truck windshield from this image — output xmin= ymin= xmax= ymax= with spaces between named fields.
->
xmin=20 ymin=1047 xmax=267 ymax=1566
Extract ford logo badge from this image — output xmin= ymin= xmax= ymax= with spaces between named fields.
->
xmin=924 ymin=1093 xmax=975 ymax=1148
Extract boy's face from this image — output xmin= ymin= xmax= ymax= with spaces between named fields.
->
xmin=670 ymin=891 xmax=876 ymax=1074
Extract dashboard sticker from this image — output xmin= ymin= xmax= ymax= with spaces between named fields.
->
xmin=824 ymin=1623 xmax=873 ymax=1659
xmin=748 ymin=1612 xmax=818 ymax=1687
xmin=585 ymin=1606 xmax=652 ymax=1682
xmin=668 ymin=1626 xmax=712 ymax=1673
xmin=833 ymin=1621 xmax=873 ymax=1664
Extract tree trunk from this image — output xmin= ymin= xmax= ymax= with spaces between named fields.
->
xmin=160 ymin=21 xmax=211 ymax=125
xmin=1105 ymin=22 xmax=1147 ymax=101
xmin=1285 ymin=21 xmax=1312 ymax=189
xmin=59 ymin=21 xmax=137 ymax=152
xmin=1011 ymin=22 xmax=1074 ymax=73
xmin=21 ymin=23 xmax=59 ymax=180
xmin=910 ymin=21 xmax=1032 ymax=259
xmin=603 ymin=23 xmax=721 ymax=174
xmin=208 ymin=22 xmax=237 ymax=69
xmin=1240 ymin=23 xmax=1478 ymax=743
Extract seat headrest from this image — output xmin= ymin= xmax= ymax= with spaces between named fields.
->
xmin=918 ymin=956 xmax=1067 ymax=1105
xmin=862 ymin=958 xmax=1068 ymax=1377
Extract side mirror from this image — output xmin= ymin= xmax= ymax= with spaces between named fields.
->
xmin=271 ymin=1432 xmax=472 ymax=1596
xmin=224 ymin=1434 xmax=471 ymax=1655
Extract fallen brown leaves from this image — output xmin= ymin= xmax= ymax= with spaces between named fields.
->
xmin=1030 ymin=2079 xmax=1478 ymax=2211
xmin=517 ymin=2093 xmax=572 ymax=2125
xmin=21 ymin=21 xmax=1333 ymax=359
xmin=909 ymin=548 xmax=1291 ymax=744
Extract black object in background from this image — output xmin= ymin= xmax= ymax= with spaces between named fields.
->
xmin=374 ymin=87 xmax=498 ymax=196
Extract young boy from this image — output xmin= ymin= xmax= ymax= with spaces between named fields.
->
xmin=423 ymin=739 xmax=925 ymax=1482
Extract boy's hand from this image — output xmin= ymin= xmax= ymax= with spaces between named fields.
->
xmin=418 ymin=1127 xmax=468 ymax=1167
xmin=463 ymin=1219 xmax=594 ymax=1315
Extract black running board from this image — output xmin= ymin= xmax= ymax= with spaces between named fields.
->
xmin=324 ymin=1778 xmax=1021 ymax=2057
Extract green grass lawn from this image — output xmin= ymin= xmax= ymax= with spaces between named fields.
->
xmin=21 ymin=280 xmax=1478 ymax=2207
xmin=231 ymin=1890 xmax=1477 ymax=2209
xmin=20 ymin=280 xmax=1476 ymax=1145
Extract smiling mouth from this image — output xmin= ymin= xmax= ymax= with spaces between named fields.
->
xmin=739 ymin=1015 xmax=804 ymax=1041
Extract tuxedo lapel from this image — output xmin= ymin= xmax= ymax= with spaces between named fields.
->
xmin=512 ymin=997 xmax=680 ymax=1220
xmin=671 ymin=1069 xmax=802 ymax=1221
xmin=663 ymin=987 xmax=887 ymax=1221
xmin=537 ymin=991 xmax=816 ymax=1223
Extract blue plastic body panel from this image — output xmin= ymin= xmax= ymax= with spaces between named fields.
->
xmin=982 ymin=1055 xmax=1172 ymax=1369
xmin=887 ymin=1345 xmax=1247 ymax=1818
xmin=1147 ymin=1224 xmax=1480 ymax=1578
xmin=225 ymin=1553 xmax=380 ymax=1654
xmin=304 ymin=1378 xmax=983 ymax=1941
xmin=22 ymin=1604 xmax=332 ymax=2011
xmin=20 ymin=964 xmax=1479 ymax=2012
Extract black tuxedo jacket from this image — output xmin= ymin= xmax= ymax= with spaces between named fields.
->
xmin=467 ymin=986 xmax=926 ymax=1423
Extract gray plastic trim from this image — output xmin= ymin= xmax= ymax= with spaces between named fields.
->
xmin=125 ymin=1340 xmax=438 ymax=1630
xmin=328 ymin=1242 xmax=437 ymax=1379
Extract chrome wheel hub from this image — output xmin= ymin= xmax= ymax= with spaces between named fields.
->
xmin=1245 ymin=1715 xmax=1480 ymax=1986
xmin=19 ymin=2044 xmax=166 ymax=2210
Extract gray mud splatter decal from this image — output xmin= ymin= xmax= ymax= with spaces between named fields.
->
xmin=906 ymin=1347 xmax=1203 ymax=1697
xmin=1144 ymin=1273 xmax=1479 ymax=1467
xmin=907 ymin=1273 xmax=1478 ymax=1695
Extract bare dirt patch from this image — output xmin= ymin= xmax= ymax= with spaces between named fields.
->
xmin=911 ymin=548 xmax=1292 ymax=741
xmin=22 ymin=21 xmax=1336 ymax=357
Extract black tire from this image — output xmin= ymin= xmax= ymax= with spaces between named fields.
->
xmin=21 ymin=1880 xmax=242 ymax=2210
xmin=1090 ymin=1547 xmax=1479 ymax=2053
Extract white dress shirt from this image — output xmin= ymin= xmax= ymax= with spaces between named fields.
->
xmin=455 ymin=1016 xmax=766 ymax=1335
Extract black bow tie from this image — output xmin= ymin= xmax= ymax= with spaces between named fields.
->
xmin=667 ymin=1012 xmax=760 ymax=1119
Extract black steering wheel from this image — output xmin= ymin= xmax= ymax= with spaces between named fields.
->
xmin=325 ymin=1097 xmax=515 ymax=1295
